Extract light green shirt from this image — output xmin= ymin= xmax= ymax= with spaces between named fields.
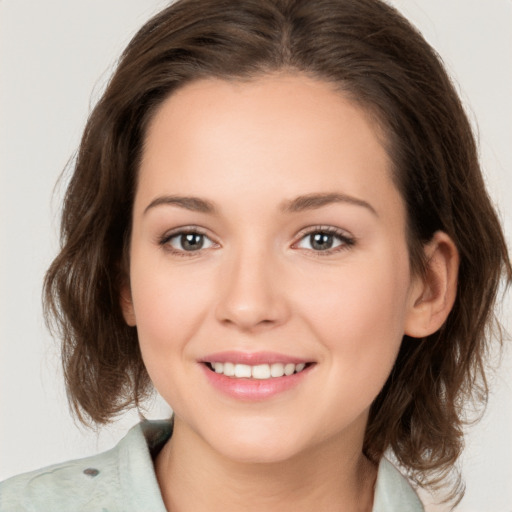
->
xmin=0 ymin=420 xmax=424 ymax=511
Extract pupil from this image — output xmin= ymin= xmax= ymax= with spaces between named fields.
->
xmin=311 ymin=233 xmax=333 ymax=250
xmin=182 ymin=233 xmax=203 ymax=251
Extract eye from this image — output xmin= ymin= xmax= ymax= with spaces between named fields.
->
xmin=295 ymin=228 xmax=354 ymax=253
xmin=161 ymin=230 xmax=216 ymax=253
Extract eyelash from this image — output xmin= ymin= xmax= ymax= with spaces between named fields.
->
xmin=158 ymin=226 xmax=218 ymax=258
xmin=293 ymin=225 xmax=356 ymax=256
xmin=158 ymin=225 xmax=355 ymax=257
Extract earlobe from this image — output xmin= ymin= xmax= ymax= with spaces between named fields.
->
xmin=120 ymin=283 xmax=137 ymax=326
xmin=404 ymin=231 xmax=459 ymax=338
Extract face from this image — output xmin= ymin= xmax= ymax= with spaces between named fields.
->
xmin=123 ymin=74 xmax=423 ymax=464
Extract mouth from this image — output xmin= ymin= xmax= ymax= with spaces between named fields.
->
xmin=204 ymin=361 xmax=312 ymax=380
xmin=199 ymin=351 xmax=316 ymax=399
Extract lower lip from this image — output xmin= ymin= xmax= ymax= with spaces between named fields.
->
xmin=200 ymin=364 xmax=313 ymax=400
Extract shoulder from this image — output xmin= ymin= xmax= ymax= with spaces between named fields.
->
xmin=0 ymin=420 xmax=171 ymax=512
xmin=372 ymin=457 xmax=424 ymax=512
xmin=0 ymin=445 xmax=121 ymax=511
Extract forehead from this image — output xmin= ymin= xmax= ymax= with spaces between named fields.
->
xmin=136 ymin=73 xmax=402 ymax=221
xmin=142 ymin=73 xmax=388 ymax=163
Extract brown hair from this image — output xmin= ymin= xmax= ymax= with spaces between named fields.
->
xmin=44 ymin=0 xmax=511 ymax=502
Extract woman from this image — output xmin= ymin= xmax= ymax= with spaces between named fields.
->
xmin=1 ymin=0 xmax=510 ymax=510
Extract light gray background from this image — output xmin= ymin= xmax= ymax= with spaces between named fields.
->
xmin=1 ymin=1 xmax=511 ymax=510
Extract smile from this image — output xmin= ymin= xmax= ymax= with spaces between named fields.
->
xmin=200 ymin=352 xmax=315 ymax=400
xmin=206 ymin=362 xmax=308 ymax=379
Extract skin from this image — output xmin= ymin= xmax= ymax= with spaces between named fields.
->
xmin=122 ymin=73 xmax=458 ymax=512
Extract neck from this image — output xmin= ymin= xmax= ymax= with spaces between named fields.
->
xmin=155 ymin=417 xmax=377 ymax=512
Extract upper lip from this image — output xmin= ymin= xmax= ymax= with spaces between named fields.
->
xmin=200 ymin=351 xmax=312 ymax=365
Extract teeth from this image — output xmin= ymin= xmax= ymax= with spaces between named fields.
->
xmin=209 ymin=362 xmax=308 ymax=379
xmin=224 ymin=362 xmax=235 ymax=376
xmin=252 ymin=364 xmax=271 ymax=379
xmin=284 ymin=363 xmax=295 ymax=376
xmin=234 ymin=364 xmax=252 ymax=378
xmin=270 ymin=363 xmax=284 ymax=377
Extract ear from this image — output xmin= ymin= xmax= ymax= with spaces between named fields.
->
xmin=120 ymin=282 xmax=137 ymax=327
xmin=404 ymin=231 xmax=459 ymax=338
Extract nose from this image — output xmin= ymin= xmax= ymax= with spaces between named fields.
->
xmin=214 ymin=244 xmax=290 ymax=332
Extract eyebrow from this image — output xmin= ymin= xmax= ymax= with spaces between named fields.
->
xmin=144 ymin=195 xmax=216 ymax=215
xmin=281 ymin=192 xmax=378 ymax=216
xmin=143 ymin=192 xmax=377 ymax=217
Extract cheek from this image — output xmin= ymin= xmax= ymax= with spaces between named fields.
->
xmin=129 ymin=261 xmax=212 ymax=359
xmin=129 ymin=266 xmax=213 ymax=407
xmin=301 ymin=252 xmax=409 ymax=326
xmin=295 ymin=248 xmax=411 ymax=384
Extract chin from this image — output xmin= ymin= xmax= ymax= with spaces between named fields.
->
xmin=202 ymin=419 xmax=313 ymax=465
